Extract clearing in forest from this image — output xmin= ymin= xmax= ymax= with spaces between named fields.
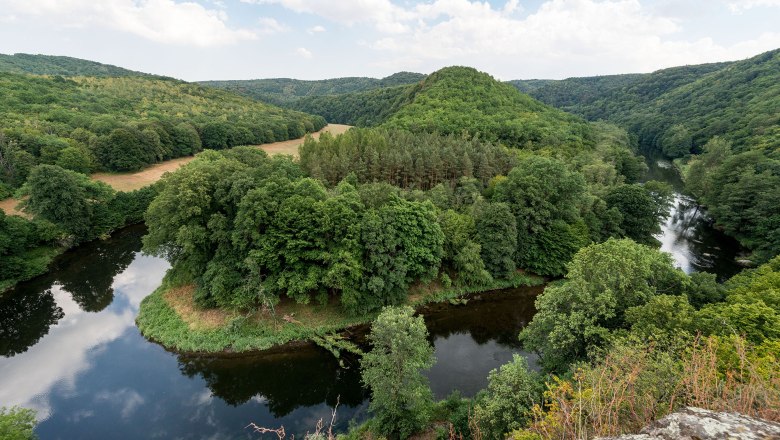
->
xmin=0 ymin=124 xmax=352 ymax=215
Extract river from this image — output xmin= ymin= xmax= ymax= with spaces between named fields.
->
xmin=0 ymin=156 xmax=741 ymax=438
xmin=643 ymin=153 xmax=743 ymax=280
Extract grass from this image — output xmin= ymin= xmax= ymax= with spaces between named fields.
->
xmin=136 ymin=270 xmax=545 ymax=355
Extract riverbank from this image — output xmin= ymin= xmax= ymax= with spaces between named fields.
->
xmin=136 ymin=271 xmax=544 ymax=356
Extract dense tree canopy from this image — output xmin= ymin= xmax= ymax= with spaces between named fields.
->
xmin=520 ymin=239 xmax=688 ymax=371
xmin=200 ymin=72 xmax=424 ymax=106
xmin=0 ymin=71 xmax=325 ymax=187
xmin=511 ymin=48 xmax=780 ymax=263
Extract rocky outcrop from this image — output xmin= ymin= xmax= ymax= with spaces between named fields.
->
xmin=599 ymin=407 xmax=780 ymax=440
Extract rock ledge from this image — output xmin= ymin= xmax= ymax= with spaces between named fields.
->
xmin=598 ymin=407 xmax=780 ymax=440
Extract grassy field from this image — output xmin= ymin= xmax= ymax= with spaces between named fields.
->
xmin=92 ymin=123 xmax=352 ymax=192
xmin=0 ymin=124 xmax=353 ymax=214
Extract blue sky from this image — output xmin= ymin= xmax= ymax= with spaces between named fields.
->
xmin=0 ymin=0 xmax=778 ymax=81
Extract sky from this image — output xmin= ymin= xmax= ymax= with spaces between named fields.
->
xmin=0 ymin=0 xmax=779 ymax=81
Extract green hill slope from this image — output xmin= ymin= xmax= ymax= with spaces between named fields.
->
xmin=511 ymin=49 xmax=780 ymax=262
xmin=200 ymin=72 xmax=425 ymax=106
xmin=383 ymin=66 xmax=595 ymax=151
xmin=0 ymin=53 xmax=156 ymax=77
xmin=290 ymin=84 xmax=416 ymax=126
xmin=0 ymin=73 xmax=326 ymax=189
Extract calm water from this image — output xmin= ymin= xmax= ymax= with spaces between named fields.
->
xmin=643 ymin=154 xmax=743 ymax=280
xmin=0 ymin=225 xmax=541 ymax=438
xmin=0 ymin=155 xmax=742 ymax=438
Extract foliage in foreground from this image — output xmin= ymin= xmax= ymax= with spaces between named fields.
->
xmin=515 ymin=335 xmax=780 ymax=440
xmin=0 ymin=406 xmax=37 ymax=440
xmin=361 ymin=306 xmax=435 ymax=439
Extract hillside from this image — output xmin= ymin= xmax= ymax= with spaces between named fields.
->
xmin=0 ymin=72 xmax=326 ymax=191
xmin=511 ymin=49 xmax=780 ymax=262
xmin=200 ymin=71 xmax=424 ymax=106
xmin=383 ymin=66 xmax=595 ymax=151
xmin=0 ymin=53 xmax=156 ymax=77
xmin=290 ymin=83 xmax=416 ymax=126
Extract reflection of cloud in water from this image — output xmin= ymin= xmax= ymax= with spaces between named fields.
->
xmin=0 ymin=287 xmax=134 ymax=419
xmin=0 ymin=252 xmax=168 ymax=420
xmin=111 ymin=255 xmax=170 ymax=310
xmin=95 ymin=388 xmax=145 ymax=419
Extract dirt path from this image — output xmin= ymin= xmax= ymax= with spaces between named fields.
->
xmin=0 ymin=124 xmax=352 ymax=215
xmin=0 ymin=197 xmax=27 ymax=217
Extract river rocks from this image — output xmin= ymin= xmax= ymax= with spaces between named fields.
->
xmin=598 ymin=407 xmax=780 ymax=440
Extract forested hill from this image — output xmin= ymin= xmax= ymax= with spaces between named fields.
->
xmin=510 ymin=48 xmax=780 ymax=263
xmin=199 ymin=71 xmax=425 ymax=106
xmin=382 ymin=66 xmax=595 ymax=150
xmin=293 ymin=66 xmax=598 ymax=152
xmin=0 ymin=53 xmax=157 ymax=78
xmin=0 ymin=72 xmax=326 ymax=192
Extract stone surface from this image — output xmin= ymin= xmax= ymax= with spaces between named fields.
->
xmin=599 ymin=407 xmax=780 ymax=440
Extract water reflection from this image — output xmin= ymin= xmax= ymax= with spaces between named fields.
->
xmin=422 ymin=286 xmax=542 ymax=398
xmin=0 ymin=225 xmax=170 ymax=422
xmin=0 ymin=288 xmax=63 ymax=357
xmin=178 ymin=350 xmax=366 ymax=415
xmin=0 ymin=223 xmax=542 ymax=438
xmin=643 ymin=155 xmax=743 ymax=280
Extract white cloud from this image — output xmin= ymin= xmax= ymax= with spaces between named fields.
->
xmin=343 ymin=0 xmax=779 ymax=78
xmin=258 ymin=16 xmax=289 ymax=34
xmin=728 ymin=0 xmax=780 ymax=12
xmin=242 ymin=0 xmax=413 ymax=33
xmin=296 ymin=46 xmax=313 ymax=58
xmin=0 ymin=0 xmax=257 ymax=46
xmin=307 ymin=25 xmax=326 ymax=34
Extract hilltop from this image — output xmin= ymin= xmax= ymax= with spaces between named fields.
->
xmin=292 ymin=66 xmax=599 ymax=152
xmin=383 ymin=66 xmax=595 ymax=150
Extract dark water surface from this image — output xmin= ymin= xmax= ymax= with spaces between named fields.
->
xmin=0 ymin=225 xmax=542 ymax=439
xmin=0 ymin=154 xmax=741 ymax=439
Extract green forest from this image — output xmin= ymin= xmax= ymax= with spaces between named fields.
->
xmin=1 ymin=49 xmax=779 ymax=440
xmin=0 ymin=57 xmax=324 ymax=292
xmin=200 ymin=71 xmax=424 ymax=106
xmin=510 ymin=49 xmax=780 ymax=264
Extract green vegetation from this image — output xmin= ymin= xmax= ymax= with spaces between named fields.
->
xmin=511 ymin=49 xmax=780 ymax=262
xmin=360 ymin=306 xmax=434 ymax=439
xmin=0 ymin=53 xmax=153 ymax=77
xmin=0 ymin=71 xmax=325 ymax=186
xmin=290 ymin=84 xmax=415 ymax=126
xmin=384 ymin=67 xmax=594 ymax=151
xmin=0 ymin=406 xmax=37 ymax=440
xmin=0 ymin=210 xmax=60 ymax=293
xmin=1 ymin=164 xmax=157 ymax=292
xmin=299 ymin=128 xmax=517 ymax=189
xmin=471 ymin=355 xmax=543 ymax=438
xmin=201 ymin=72 xmax=424 ymax=106
xmin=684 ymin=137 xmax=780 ymax=262
xmin=346 ymin=242 xmax=780 ymax=439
